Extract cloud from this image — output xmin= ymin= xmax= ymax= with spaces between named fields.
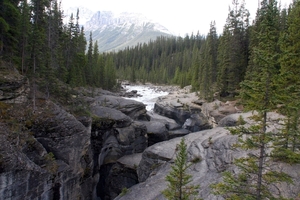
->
xmin=61 ymin=0 xmax=293 ymax=36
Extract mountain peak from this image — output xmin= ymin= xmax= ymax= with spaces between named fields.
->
xmin=84 ymin=11 xmax=171 ymax=34
xmin=83 ymin=10 xmax=173 ymax=52
xmin=64 ymin=7 xmax=173 ymax=52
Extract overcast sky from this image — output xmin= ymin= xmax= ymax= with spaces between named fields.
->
xmin=60 ymin=0 xmax=293 ymax=36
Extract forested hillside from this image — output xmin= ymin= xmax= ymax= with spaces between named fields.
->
xmin=112 ymin=0 xmax=299 ymax=102
xmin=0 ymin=0 xmax=117 ymax=93
xmin=1 ymin=0 xmax=300 ymax=103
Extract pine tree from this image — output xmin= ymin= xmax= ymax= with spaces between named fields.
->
xmin=272 ymin=0 xmax=300 ymax=164
xmin=198 ymin=22 xmax=218 ymax=100
xmin=19 ymin=0 xmax=31 ymax=74
xmin=162 ymin=138 xmax=200 ymax=200
xmin=212 ymin=1 xmax=293 ymax=199
xmin=103 ymin=56 xmax=116 ymax=90
xmin=0 ymin=0 xmax=21 ymax=63
xmin=217 ymin=25 xmax=231 ymax=97
xmin=217 ymin=0 xmax=249 ymax=97
xmin=86 ymin=31 xmax=93 ymax=85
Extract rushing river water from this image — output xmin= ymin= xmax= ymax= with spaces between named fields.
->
xmin=123 ymin=85 xmax=169 ymax=111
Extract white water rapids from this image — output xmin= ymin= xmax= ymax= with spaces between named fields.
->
xmin=123 ymin=85 xmax=169 ymax=111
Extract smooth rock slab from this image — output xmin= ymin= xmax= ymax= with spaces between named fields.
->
xmin=92 ymin=95 xmax=147 ymax=120
xmin=118 ymin=126 xmax=300 ymax=200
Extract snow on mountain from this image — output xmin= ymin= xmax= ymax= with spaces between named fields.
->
xmin=63 ymin=6 xmax=94 ymax=25
xmin=84 ymin=11 xmax=172 ymax=35
xmin=63 ymin=7 xmax=174 ymax=52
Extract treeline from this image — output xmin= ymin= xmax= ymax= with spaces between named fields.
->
xmin=112 ymin=0 xmax=298 ymax=101
xmin=0 ymin=0 xmax=116 ymax=93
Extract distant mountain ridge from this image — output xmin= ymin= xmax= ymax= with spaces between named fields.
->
xmin=64 ymin=7 xmax=173 ymax=52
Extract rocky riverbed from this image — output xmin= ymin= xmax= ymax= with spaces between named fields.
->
xmin=1 ymin=72 xmax=299 ymax=200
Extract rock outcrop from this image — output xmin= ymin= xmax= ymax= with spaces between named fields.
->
xmin=90 ymin=98 xmax=148 ymax=200
xmin=0 ymin=100 xmax=93 ymax=200
xmin=0 ymin=65 xmax=29 ymax=104
xmin=2 ymin=78 xmax=297 ymax=200
xmin=116 ymin=125 xmax=300 ymax=200
xmin=201 ymin=100 xmax=244 ymax=126
xmin=153 ymin=86 xmax=212 ymax=133
xmin=92 ymin=95 xmax=147 ymax=120
xmin=114 ymin=109 xmax=299 ymax=200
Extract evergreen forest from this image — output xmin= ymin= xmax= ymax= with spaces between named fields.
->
xmin=0 ymin=0 xmax=116 ymax=93
xmin=1 ymin=0 xmax=300 ymax=199
xmin=1 ymin=0 xmax=299 ymax=102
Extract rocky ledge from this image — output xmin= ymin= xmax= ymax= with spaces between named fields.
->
xmin=115 ymin=112 xmax=300 ymax=200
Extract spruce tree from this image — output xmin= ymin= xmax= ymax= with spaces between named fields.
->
xmin=0 ymin=0 xmax=20 ymax=63
xmin=217 ymin=0 xmax=249 ymax=97
xmin=162 ymin=138 xmax=200 ymax=200
xmin=212 ymin=1 xmax=293 ymax=199
xmin=272 ymin=0 xmax=300 ymax=163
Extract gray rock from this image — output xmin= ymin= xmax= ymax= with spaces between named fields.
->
xmin=153 ymin=102 xmax=191 ymax=125
xmin=218 ymin=111 xmax=254 ymax=127
xmin=98 ymin=135 xmax=122 ymax=166
xmin=201 ymin=100 xmax=244 ymax=126
xmin=183 ymin=113 xmax=212 ymax=132
xmin=91 ymin=106 xmax=133 ymax=128
xmin=147 ymin=111 xmax=181 ymax=131
xmin=117 ymin=153 xmax=142 ymax=169
xmin=103 ymin=154 xmax=142 ymax=199
xmin=143 ymin=121 xmax=168 ymax=146
xmin=0 ymin=66 xmax=29 ymax=104
xmin=0 ymin=101 xmax=93 ymax=200
xmin=104 ymin=162 xmax=139 ymax=200
xmin=118 ymin=127 xmax=300 ymax=200
xmin=93 ymin=95 xmax=147 ymax=120
xmin=115 ymin=121 xmax=148 ymax=154
xmin=168 ymin=128 xmax=190 ymax=139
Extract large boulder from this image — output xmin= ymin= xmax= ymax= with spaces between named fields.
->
xmin=201 ymin=100 xmax=244 ymax=126
xmin=153 ymin=101 xmax=191 ymax=125
xmin=92 ymin=95 xmax=147 ymax=120
xmin=147 ymin=111 xmax=181 ymax=131
xmin=147 ymin=111 xmax=191 ymax=140
xmin=91 ymin=106 xmax=133 ymax=128
xmin=152 ymin=87 xmax=211 ymax=134
xmin=115 ymin=121 xmax=148 ymax=154
xmin=182 ymin=113 xmax=212 ymax=132
xmin=143 ymin=121 xmax=168 ymax=146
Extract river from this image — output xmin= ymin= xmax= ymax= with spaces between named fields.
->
xmin=123 ymin=84 xmax=169 ymax=111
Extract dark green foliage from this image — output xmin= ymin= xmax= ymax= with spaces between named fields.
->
xmin=212 ymin=1 xmax=297 ymax=199
xmin=211 ymin=117 xmax=293 ymax=200
xmin=272 ymin=0 xmax=300 ymax=164
xmin=0 ymin=0 xmax=117 ymax=96
xmin=162 ymin=138 xmax=201 ymax=200
xmin=198 ymin=22 xmax=218 ymax=100
xmin=0 ymin=0 xmax=21 ymax=63
xmin=113 ymin=34 xmax=205 ymax=87
xmin=217 ymin=0 xmax=249 ymax=97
